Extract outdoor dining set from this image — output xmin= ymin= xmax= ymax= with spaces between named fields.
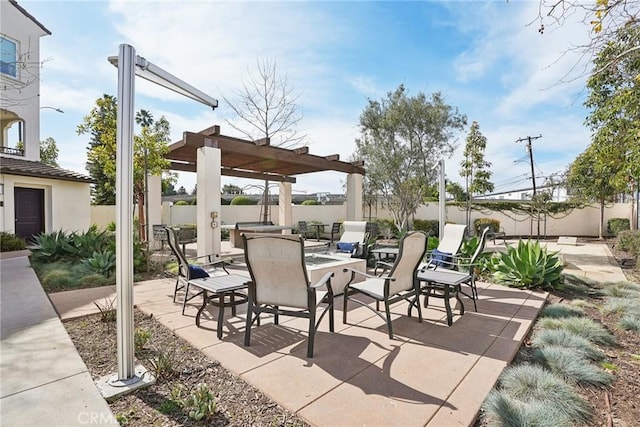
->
xmin=164 ymin=221 xmax=490 ymax=358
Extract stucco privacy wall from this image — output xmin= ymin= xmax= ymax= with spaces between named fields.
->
xmin=91 ymin=202 xmax=633 ymax=237
xmin=1 ymin=174 xmax=91 ymax=234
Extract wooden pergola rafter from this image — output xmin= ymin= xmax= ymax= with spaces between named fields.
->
xmin=166 ymin=125 xmax=365 ymax=182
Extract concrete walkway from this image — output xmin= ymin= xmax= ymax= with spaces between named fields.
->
xmin=1 ymin=241 xmax=628 ymax=426
xmin=0 ymin=254 xmax=118 ymax=426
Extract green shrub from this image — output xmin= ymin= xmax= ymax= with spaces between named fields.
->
xmin=492 ymin=240 xmax=564 ymax=290
xmin=474 ymin=217 xmax=500 ymax=234
xmin=537 ymin=316 xmax=616 ymax=346
xmin=607 ymin=217 xmax=630 ymax=237
xmin=532 ymin=346 xmax=615 ymax=387
xmin=174 ymin=200 xmax=189 ymax=206
xmin=532 ymin=329 xmax=605 ymax=361
xmin=413 ymin=219 xmax=439 ymax=236
xmin=482 ymin=391 xmax=573 ymax=427
xmin=374 ymin=219 xmax=399 ymax=239
xmin=134 ymin=327 xmax=152 ymax=353
xmin=487 ymin=364 xmax=592 ymax=425
xmin=301 ymin=199 xmax=318 ymax=205
xmin=94 ymin=298 xmax=117 ymax=323
xmin=539 ymin=303 xmax=584 ymax=318
xmin=41 ymin=269 xmax=73 ymax=290
xmin=617 ymin=230 xmax=640 ymax=257
xmin=229 ymin=196 xmax=255 ymax=205
xmin=0 ymin=232 xmax=26 ymax=252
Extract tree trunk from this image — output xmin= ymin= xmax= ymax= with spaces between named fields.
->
xmin=261 ymin=180 xmax=269 ymax=223
xmin=599 ymin=200 xmax=605 ymax=240
xmin=138 ymin=193 xmax=146 ymax=241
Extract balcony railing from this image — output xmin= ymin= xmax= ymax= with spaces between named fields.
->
xmin=0 ymin=147 xmax=25 ymax=156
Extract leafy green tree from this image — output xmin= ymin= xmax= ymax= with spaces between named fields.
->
xmin=77 ymin=95 xmax=117 ymax=204
xmin=77 ymin=96 xmax=171 ymax=215
xmin=355 ymin=85 xmax=466 ymax=232
xmin=567 ymin=140 xmax=625 ymax=238
xmin=16 ymin=137 xmax=59 ymax=167
xmin=460 ymin=121 xmax=493 ymax=196
xmin=133 ymin=110 xmax=171 ymax=240
xmin=446 ymin=181 xmax=467 ymax=202
xmin=584 ymin=23 xmax=640 ymax=229
xmin=460 ymin=121 xmax=493 ymax=228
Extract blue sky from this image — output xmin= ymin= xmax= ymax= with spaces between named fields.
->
xmin=24 ymin=0 xmax=594 ymax=196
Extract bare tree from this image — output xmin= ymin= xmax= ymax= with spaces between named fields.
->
xmin=223 ymin=58 xmax=307 ymax=222
xmin=0 ymin=47 xmax=50 ymax=109
xmin=534 ymin=0 xmax=639 ymax=79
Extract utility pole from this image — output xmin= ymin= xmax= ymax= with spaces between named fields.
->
xmin=516 ymin=134 xmax=542 ymax=238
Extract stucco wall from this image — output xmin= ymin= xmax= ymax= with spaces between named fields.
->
xmin=90 ymin=201 xmax=634 ymax=237
xmin=1 ymin=174 xmax=91 ymax=234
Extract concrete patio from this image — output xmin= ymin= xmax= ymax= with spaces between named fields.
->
xmin=3 ymin=239 xmax=625 ymax=426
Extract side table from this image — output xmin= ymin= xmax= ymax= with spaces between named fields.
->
xmin=188 ymin=274 xmax=249 ymax=338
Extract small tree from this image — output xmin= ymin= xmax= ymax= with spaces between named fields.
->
xmin=78 ymin=96 xmax=172 ymax=240
xmin=460 ymin=121 xmax=493 ymax=228
xmin=567 ymin=139 xmax=625 ymax=238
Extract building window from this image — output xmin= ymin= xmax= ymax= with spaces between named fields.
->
xmin=1 ymin=36 xmax=18 ymax=78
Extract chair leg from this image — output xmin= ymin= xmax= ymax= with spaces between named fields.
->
xmin=244 ymin=302 xmax=253 ymax=347
xmin=384 ymin=300 xmax=394 ymax=339
xmin=308 ymin=311 xmax=316 ymax=358
xmin=173 ymin=277 xmax=181 ymax=303
xmin=181 ymin=282 xmax=190 ymax=315
xmin=343 ymin=286 xmax=350 ymax=324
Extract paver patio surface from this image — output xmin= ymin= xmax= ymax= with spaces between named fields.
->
xmin=53 ymin=269 xmax=545 ymax=426
xmin=25 ymin=240 xmax=624 ymax=426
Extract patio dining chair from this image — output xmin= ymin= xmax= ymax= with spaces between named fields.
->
xmin=243 ymin=234 xmax=335 ymax=358
xmin=164 ymin=226 xmax=231 ymax=315
xmin=421 ymin=223 xmax=467 ymax=270
xmin=297 ymin=221 xmax=309 ymax=239
xmin=421 ymin=226 xmax=490 ymax=312
xmin=343 ymin=231 xmax=428 ymax=339
xmin=334 ymin=220 xmax=367 ymax=258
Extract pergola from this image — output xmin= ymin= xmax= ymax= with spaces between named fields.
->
xmin=165 ymin=125 xmax=366 ymax=257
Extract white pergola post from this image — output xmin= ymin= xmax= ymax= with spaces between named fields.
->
xmin=279 ymin=182 xmax=292 ymax=234
xmin=438 ymin=159 xmax=446 ymax=238
xmin=346 ymin=173 xmax=363 ymax=221
xmin=197 ymin=145 xmax=221 ymax=258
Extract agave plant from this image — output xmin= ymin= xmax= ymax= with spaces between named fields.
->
xmin=30 ymin=230 xmax=76 ymax=261
xmin=492 ymin=240 xmax=564 ymax=290
xmin=82 ymin=250 xmax=116 ymax=277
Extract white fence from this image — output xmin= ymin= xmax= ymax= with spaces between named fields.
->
xmin=90 ymin=202 xmax=634 ymax=237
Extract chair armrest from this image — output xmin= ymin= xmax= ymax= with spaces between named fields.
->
xmin=310 ymin=271 xmax=334 ymax=289
xmin=342 ymin=267 xmax=378 ymax=280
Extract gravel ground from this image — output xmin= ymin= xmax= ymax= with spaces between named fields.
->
xmin=65 ymin=310 xmax=309 ymax=427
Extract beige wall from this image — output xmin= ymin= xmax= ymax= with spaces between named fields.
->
xmin=1 ymin=174 xmax=91 ymax=234
xmin=90 ymin=201 xmax=634 ymax=237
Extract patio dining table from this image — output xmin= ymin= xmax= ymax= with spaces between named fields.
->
xmin=416 ymin=268 xmax=472 ymax=326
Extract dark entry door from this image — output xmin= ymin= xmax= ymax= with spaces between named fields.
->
xmin=14 ymin=187 xmax=44 ymax=241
